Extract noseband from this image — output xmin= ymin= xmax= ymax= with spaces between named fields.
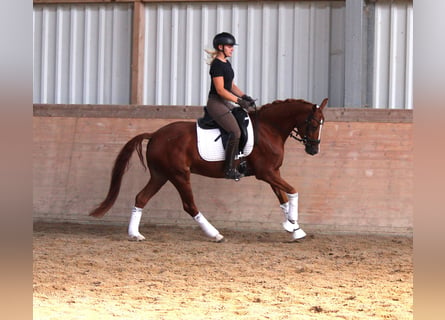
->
xmin=290 ymin=109 xmax=324 ymax=147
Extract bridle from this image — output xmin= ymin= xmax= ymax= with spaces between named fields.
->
xmin=289 ymin=108 xmax=324 ymax=147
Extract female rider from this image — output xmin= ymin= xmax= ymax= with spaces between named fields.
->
xmin=205 ymin=32 xmax=255 ymax=180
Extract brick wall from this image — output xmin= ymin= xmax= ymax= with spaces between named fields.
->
xmin=33 ymin=105 xmax=413 ymax=235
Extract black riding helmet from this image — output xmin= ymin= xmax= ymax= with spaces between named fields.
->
xmin=213 ymin=32 xmax=237 ymax=51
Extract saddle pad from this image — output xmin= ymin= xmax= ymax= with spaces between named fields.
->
xmin=196 ymin=116 xmax=254 ymax=162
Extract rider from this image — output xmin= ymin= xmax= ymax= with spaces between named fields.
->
xmin=205 ymin=32 xmax=255 ymax=180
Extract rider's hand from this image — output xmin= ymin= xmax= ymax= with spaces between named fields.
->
xmin=237 ymin=97 xmax=252 ymax=110
xmin=241 ymin=95 xmax=256 ymax=108
xmin=242 ymin=94 xmax=255 ymax=104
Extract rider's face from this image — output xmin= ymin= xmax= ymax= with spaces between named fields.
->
xmin=219 ymin=45 xmax=234 ymax=57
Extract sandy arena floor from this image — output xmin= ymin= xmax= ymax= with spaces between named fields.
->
xmin=33 ymin=222 xmax=412 ymax=319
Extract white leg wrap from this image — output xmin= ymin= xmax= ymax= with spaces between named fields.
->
xmin=194 ymin=212 xmax=224 ymax=242
xmin=280 ymin=202 xmax=289 ymax=221
xmin=281 ymin=193 xmax=306 ymax=240
xmin=128 ymin=207 xmax=145 ymax=241
xmin=287 ymin=193 xmax=299 ymax=223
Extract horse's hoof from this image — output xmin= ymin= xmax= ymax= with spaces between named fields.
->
xmin=292 ymin=228 xmax=307 ymax=241
xmin=128 ymin=234 xmax=146 ymax=242
xmin=214 ymin=234 xmax=225 ymax=243
xmin=282 ymin=220 xmax=300 ymax=233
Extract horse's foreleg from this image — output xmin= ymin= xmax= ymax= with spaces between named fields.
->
xmin=265 ymin=173 xmax=306 ymax=241
xmin=128 ymin=175 xmax=167 ymax=241
xmin=271 ymin=185 xmax=288 ymax=203
xmin=270 ymin=185 xmax=290 ymax=220
xmin=271 ymin=185 xmax=290 ymax=215
xmin=277 ymin=192 xmax=306 ymax=241
xmin=170 ymin=174 xmax=224 ymax=242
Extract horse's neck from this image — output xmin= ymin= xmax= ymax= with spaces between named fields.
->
xmin=257 ymin=101 xmax=310 ymax=141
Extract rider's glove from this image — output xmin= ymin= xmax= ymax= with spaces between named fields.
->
xmin=242 ymin=94 xmax=255 ymax=104
xmin=237 ymin=97 xmax=252 ymax=110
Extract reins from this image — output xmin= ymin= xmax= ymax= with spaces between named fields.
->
xmin=202 ymin=100 xmax=322 ymax=149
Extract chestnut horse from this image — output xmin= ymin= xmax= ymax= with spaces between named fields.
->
xmin=89 ymin=98 xmax=327 ymax=242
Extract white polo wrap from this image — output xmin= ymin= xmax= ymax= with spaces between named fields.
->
xmin=194 ymin=212 xmax=220 ymax=238
xmin=287 ymin=192 xmax=299 ymax=223
xmin=128 ymin=206 xmax=143 ymax=236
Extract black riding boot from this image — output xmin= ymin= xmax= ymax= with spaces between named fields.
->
xmin=224 ymin=136 xmax=243 ymax=181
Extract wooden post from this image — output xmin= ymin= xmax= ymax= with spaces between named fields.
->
xmin=131 ymin=0 xmax=145 ymax=105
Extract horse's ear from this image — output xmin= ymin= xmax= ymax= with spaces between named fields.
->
xmin=319 ymin=98 xmax=328 ymax=110
xmin=312 ymin=98 xmax=328 ymax=112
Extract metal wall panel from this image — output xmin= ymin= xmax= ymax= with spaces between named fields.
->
xmin=33 ymin=1 xmax=413 ymax=109
xmin=33 ymin=4 xmax=132 ymax=104
xmin=142 ymin=1 xmax=346 ymax=107
xmin=372 ymin=0 xmax=413 ymax=109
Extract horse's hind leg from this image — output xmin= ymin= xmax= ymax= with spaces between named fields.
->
xmin=128 ymin=174 xmax=167 ymax=241
xmin=169 ymin=173 xmax=224 ymax=242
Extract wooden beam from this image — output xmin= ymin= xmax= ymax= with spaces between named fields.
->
xmin=33 ymin=104 xmax=413 ymax=123
xmin=131 ymin=1 xmax=145 ymax=104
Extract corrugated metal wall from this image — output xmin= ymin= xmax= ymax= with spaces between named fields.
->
xmin=371 ymin=0 xmax=413 ymax=109
xmin=143 ymin=1 xmax=345 ymax=107
xmin=33 ymin=4 xmax=132 ymax=104
xmin=33 ymin=1 xmax=413 ymax=109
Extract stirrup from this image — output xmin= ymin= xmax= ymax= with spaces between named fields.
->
xmin=225 ymin=168 xmax=243 ymax=181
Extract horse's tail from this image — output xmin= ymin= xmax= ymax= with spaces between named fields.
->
xmin=89 ymin=133 xmax=152 ymax=218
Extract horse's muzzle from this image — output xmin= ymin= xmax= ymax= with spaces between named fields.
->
xmin=305 ymin=146 xmax=319 ymax=156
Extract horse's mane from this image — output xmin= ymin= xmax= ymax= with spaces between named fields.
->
xmin=261 ymin=98 xmax=307 ymax=109
xmin=255 ymin=98 xmax=310 ymax=118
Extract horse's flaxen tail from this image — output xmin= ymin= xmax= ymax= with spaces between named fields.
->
xmin=89 ymin=133 xmax=152 ymax=218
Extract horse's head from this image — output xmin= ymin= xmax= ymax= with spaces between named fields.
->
xmin=291 ymin=98 xmax=327 ymax=156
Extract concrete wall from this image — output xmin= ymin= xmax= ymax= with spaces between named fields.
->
xmin=33 ymin=105 xmax=413 ymax=235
